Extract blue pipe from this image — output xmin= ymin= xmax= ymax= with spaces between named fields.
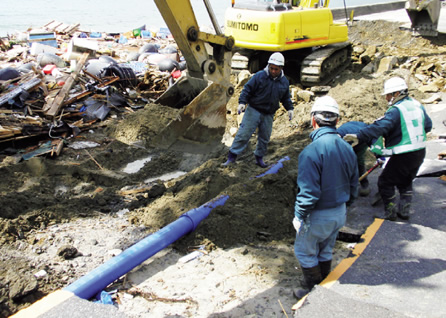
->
xmin=255 ymin=156 xmax=290 ymax=178
xmin=64 ymin=194 xmax=229 ymax=300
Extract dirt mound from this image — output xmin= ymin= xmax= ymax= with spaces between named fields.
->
xmin=0 ymin=19 xmax=445 ymax=317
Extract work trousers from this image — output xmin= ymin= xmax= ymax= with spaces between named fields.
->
xmin=354 ymin=142 xmax=368 ymax=188
xmin=294 ymin=204 xmax=346 ymax=268
xmin=229 ymin=106 xmax=274 ymax=158
xmin=378 ymin=148 xmax=425 ymax=205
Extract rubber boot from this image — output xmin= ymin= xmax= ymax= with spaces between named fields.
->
xmin=222 ymin=151 xmax=237 ymax=167
xmin=359 ymin=184 xmax=371 ymax=197
xmin=375 ymin=202 xmax=397 ymax=221
xmin=319 ymin=260 xmax=332 ymax=280
xmin=398 ymin=191 xmax=412 ymax=220
xmin=293 ymin=265 xmax=322 ymax=299
xmin=255 ymin=155 xmax=267 ymax=168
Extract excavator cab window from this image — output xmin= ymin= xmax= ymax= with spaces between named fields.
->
xmin=234 ymin=0 xmax=292 ymax=11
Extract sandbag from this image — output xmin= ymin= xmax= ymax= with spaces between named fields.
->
xmin=159 ymin=45 xmax=178 ymax=54
xmin=98 ymin=55 xmax=118 ymax=65
xmin=126 ymin=52 xmax=140 ymax=62
xmin=37 ymin=53 xmax=66 ymax=68
xmin=158 ymin=58 xmax=179 ymax=72
xmin=138 ymin=43 xmax=159 ymax=54
xmin=84 ymin=59 xmax=110 ymax=77
xmin=0 ymin=67 xmax=21 ymax=81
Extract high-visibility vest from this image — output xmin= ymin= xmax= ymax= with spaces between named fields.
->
xmin=370 ymin=98 xmax=426 ymax=156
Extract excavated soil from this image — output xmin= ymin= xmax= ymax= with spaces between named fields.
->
xmin=0 ymin=20 xmax=445 ymax=317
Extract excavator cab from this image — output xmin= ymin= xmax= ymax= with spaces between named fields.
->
xmin=225 ymin=0 xmax=351 ymax=86
xmin=152 ymin=0 xmax=235 ymax=152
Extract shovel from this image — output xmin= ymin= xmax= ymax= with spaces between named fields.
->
xmin=359 ymin=158 xmax=385 ymax=206
xmin=359 ymin=159 xmax=383 ymax=182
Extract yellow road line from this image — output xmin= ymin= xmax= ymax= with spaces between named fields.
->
xmin=292 ymin=218 xmax=384 ymax=310
xmin=11 ymin=290 xmax=75 ymax=318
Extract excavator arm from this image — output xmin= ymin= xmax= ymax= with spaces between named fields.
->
xmin=152 ymin=0 xmax=235 ymax=152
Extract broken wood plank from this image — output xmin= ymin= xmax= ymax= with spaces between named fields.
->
xmin=52 ymin=133 xmax=67 ymax=157
xmin=43 ymin=52 xmax=89 ymax=117
xmin=83 ymin=70 xmax=102 ymax=82
xmin=118 ymin=185 xmax=154 ymax=196
xmin=62 ymin=76 xmax=120 ymax=106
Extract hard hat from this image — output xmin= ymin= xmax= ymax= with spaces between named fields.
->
xmin=382 ymin=77 xmax=408 ymax=95
xmin=268 ymin=52 xmax=285 ymax=67
xmin=311 ymin=96 xmax=339 ymax=115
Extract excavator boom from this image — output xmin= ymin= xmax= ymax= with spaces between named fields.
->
xmin=152 ymin=0 xmax=235 ymax=152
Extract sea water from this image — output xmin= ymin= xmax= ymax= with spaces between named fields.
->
xmin=0 ymin=0 xmax=394 ymax=37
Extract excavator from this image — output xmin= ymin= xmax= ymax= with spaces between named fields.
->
xmin=405 ymin=0 xmax=442 ymax=36
xmin=151 ymin=0 xmax=235 ymax=152
xmin=224 ymin=0 xmax=352 ymax=86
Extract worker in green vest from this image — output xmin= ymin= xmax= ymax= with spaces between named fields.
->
xmin=343 ymin=76 xmax=432 ymax=221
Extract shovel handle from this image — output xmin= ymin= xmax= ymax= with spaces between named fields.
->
xmin=359 ymin=162 xmax=380 ymax=182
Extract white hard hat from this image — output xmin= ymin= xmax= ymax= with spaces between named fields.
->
xmin=268 ymin=52 xmax=285 ymax=67
xmin=382 ymin=77 xmax=408 ymax=95
xmin=311 ymin=96 xmax=339 ymax=115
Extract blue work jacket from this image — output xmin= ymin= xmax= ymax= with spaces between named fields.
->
xmin=239 ymin=67 xmax=293 ymax=115
xmin=357 ymin=96 xmax=432 ymax=148
xmin=295 ymin=127 xmax=359 ymax=220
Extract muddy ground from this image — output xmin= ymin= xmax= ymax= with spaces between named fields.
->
xmin=0 ymin=20 xmax=445 ymax=317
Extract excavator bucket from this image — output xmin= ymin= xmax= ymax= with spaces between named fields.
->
xmin=151 ymin=76 xmax=230 ymax=152
xmin=152 ymin=0 xmax=234 ymax=152
xmin=405 ymin=0 xmax=441 ymax=36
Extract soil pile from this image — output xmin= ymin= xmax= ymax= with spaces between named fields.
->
xmin=0 ymin=20 xmax=445 ymax=317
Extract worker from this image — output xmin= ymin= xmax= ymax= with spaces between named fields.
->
xmin=343 ymin=76 xmax=432 ymax=221
xmin=222 ymin=52 xmax=294 ymax=168
xmin=337 ymin=121 xmax=373 ymax=196
xmin=293 ymin=96 xmax=358 ymax=299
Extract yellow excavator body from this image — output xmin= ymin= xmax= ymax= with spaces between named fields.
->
xmin=225 ymin=4 xmax=348 ymax=51
xmin=225 ymin=0 xmax=351 ymax=86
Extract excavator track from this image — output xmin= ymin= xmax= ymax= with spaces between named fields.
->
xmin=300 ymin=42 xmax=352 ymax=87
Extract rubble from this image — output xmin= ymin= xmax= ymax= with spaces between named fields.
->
xmin=0 ymin=18 xmax=445 ymax=317
xmin=0 ymin=21 xmax=183 ymax=160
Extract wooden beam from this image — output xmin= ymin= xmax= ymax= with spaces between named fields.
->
xmin=43 ymin=52 xmax=89 ymax=117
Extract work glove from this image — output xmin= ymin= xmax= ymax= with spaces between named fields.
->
xmin=293 ymin=216 xmax=303 ymax=233
xmin=343 ymin=134 xmax=359 ymax=147
xmin=288 ymin=110 xmax=293 ymax=121
xmin=237 ymin=104 xmax=246 ymax=115
xmin=377 ymin=157 xmax=386 ymax=166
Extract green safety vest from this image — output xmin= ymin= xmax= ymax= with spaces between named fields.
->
xmin=370 ymin=98 xmax=426 ymax=156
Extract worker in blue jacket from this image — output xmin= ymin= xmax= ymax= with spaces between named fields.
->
xmin=222 ymin=52 xmax=294 ymax=168
xmin=337 ymin=121 xmax=373 ymax=196
xmin=293 ymin=96 xmax=358 ymax=300
xmin=344 ymin=76 xmax=432 ymax=221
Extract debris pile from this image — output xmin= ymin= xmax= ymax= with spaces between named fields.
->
xmin=0 ymin=21 xmax=184 ymax=160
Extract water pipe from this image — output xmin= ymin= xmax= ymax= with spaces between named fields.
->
xmin=255 ymin=156 xmax=290 ymax=178
xmin=64 ymin=157 xmax=290 ymax=300
xmin=64 ymin=194 xmax=229 ymax=300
